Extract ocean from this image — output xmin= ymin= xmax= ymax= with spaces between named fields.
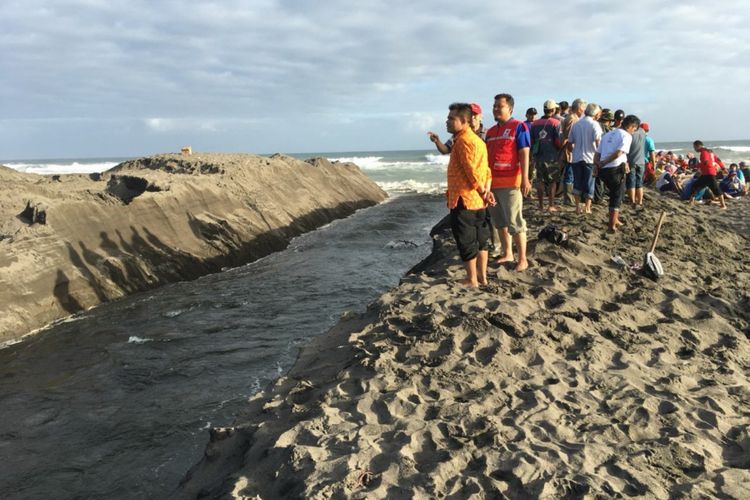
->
xmin=4 ymin=139 xmax=750 ymax=192
xmin=1 ymin=140 xmax=749 ymax=499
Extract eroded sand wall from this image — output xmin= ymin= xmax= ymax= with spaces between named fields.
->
xmin=0 ymin=153 xmax=387 ymax=343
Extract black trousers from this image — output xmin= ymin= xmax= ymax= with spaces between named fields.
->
xmin=450 ymin=199 xmax=490 ymax=262
xmin=690 ymin=174 xmax=721 ymax=198
xmin=599 ymin=166 xmax=626 ymax=212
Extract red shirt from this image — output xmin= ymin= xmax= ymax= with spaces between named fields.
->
xmin=697 ymin=147 xmax=724 ymax=176
xmin=485 ymin=119 xmax=530 ymax=189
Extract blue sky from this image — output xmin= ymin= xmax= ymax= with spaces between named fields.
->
xmin=2 ymin=0 xmax=749 ymax=159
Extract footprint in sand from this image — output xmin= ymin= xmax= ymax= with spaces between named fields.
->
xmin=544 ymin=293 xmax=566 ymax=309
xmin=475 ymin=343 xmax=499 ymax=366
xmin=647 ymin=347 xmax=666 ymax=366
xmin=459 ymin=332 xmax=478 ymax=354
xmin=722 ymin=425 xmax=750 ymax=469
xmin=486 ymin=313 xmax=523 ymax=338
xmin=409 ymin=430 xmax=451 ymax=473
xmin=693 ymin=408 xmax=718 ymax=430
xmin=631 ymin=406 xmax=650 ymax=427
xmin=601 ymin=301 xmax=621 ymax=313
xmin=638 ymin=324 xmax=658 ymax=333
xmin=610 ymin=352 xmax=629 ymax=370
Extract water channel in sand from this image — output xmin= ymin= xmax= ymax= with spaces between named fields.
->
xmin=0 ymin=194 xmax=446 ymax=499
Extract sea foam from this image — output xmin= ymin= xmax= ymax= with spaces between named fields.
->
xmin=4 ymin=161 xmax=119 ymax=175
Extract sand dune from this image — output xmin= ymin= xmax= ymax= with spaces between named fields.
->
xmin=0 ymin=153 xmax=386 ymax=343
xmin=179 ymin=192 xmax=749 ymax=499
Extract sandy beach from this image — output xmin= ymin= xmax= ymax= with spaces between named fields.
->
xmin=179 ymin=193 xmax=750 ymax=498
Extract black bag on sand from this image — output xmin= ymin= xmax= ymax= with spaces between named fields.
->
xmin=538 ymin=224 xmax=568 ymax=245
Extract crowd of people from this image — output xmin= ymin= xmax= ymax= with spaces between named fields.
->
xmin=427 ymin=94 xmax=745 ymax=287
xmin=654 ymin=149 xmax=748 ymax=203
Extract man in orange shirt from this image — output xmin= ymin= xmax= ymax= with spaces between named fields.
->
xmin=445 ymin=103 xmax=494 ymax=287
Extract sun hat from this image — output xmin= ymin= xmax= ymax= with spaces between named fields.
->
xmin=641 ymin=122 xmax=650 ymax=132
xmin=543 ymin=99 xmax=557 ymax=111
xmin=470 ymin=103 xmax=482 ymax=115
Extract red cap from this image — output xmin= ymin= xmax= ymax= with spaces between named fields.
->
xmin=470 ymin=103 xmax=482 ymax=115
xmin=641 ymin=122 xmax=650 ymax=132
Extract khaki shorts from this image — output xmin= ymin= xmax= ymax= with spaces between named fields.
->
xmin=535 ymin=160 xmax=563 ymax=186
xmin=489 ymin=187 xmax=527 ymax=235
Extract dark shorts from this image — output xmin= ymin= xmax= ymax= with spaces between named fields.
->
xmin=450 ymin=199 xmax=490 ymax=262
xmin=690 ymin=175 xmax=721 ymax=198
xmin=599 ymin=165 xmax=626 ymax=212
xmin=626 ymin=164 xmax=645 ymax=189
xmin=535 ymin=160 xmax=563 ymax=186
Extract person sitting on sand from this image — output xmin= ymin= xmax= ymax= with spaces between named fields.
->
xmin=688 ymin=141 xmax=727 ymax=209
xmin=720 ymin=164 xmax=745 ymax=197
xmin=656 ymin=165 xmax=683 ymax=194
xmin=428 ymin=103 xmax=485 ymax=154
xmin=445 ymin=103 xmax=495 ymax=287
xmin=594 ymin=114 xmax=641 ymax=232
xmin=740 ymin=161 xmax=750 ymax=186
xmin=485 ymin=93 xmax=531 ymax=272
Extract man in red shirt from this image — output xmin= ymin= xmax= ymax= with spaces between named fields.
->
xmin=689 ymin=140 xmax=727 ymax=209
xmin=485 ymin=93 xmax=532 ymax=272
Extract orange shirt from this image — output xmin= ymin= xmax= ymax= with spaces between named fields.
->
xmin=446 ymin=128 xmax=490 ymax=210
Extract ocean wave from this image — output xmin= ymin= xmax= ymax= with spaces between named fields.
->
xmin=329 ymin=155 xmax=448 ymax=171
xmin=424 ymin=154 xmax=449 ymax=165
xmin=328 ymin=156 xmax=385 ymax=169
xmin=4 ymin=161 xmax=119 ymax=175
xmin=377 ymin=180 xmax=446 ymax=194
xmin=717 ymin=146 xmax=750 ymax=153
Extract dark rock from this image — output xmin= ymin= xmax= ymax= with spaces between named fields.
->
xmin=106 ymin=175 xmax=162 ymax=204
xmin=18 ymin=201 xmax=47 ymax=225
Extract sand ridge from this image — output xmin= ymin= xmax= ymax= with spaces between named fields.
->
xmin=179 ymin=194 xmax=749 ymax=499
xmin=0 ymin=153 xmax=387 ymax=343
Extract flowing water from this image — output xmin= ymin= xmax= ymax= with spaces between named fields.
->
xmin=0 ymin=193 xmax=446 ymax=499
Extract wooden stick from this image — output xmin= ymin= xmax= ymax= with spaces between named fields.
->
xmin=649 ymin=211 xmax=667 ymax=254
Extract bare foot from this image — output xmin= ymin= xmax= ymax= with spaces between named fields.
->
xmin=515 ymin=260 xmax=528 ymax=272
xmin=478 ymin=278 xmax=489 ymax=286
xmin=585 ymin=207 xmax=592 ymax=214
xmin=548 ymin=205 xmax=560 ymax=212
xmin=459 ymin=278 xmax=479 ymax=288
xmin=495 ymin=256 xmax=514 ymax=264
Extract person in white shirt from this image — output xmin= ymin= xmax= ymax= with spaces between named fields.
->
xmin=594 ymin=115 xmax=641 ymax=232
xmin=568 ymin=102 xmax=603 ymax=214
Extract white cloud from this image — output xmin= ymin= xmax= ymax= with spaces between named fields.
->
xmin=2 ymin=0 xmax=750 ymax=157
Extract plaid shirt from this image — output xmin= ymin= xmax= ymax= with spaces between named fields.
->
xmin=446 ymin=128 xmax=490 ymax=210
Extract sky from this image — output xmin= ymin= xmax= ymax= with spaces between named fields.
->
xmin=2 ymin=0 xmax=749 ymax=160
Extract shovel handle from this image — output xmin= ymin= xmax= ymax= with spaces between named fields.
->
xmin=649 ymin=211 xmax=667 ymax=253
